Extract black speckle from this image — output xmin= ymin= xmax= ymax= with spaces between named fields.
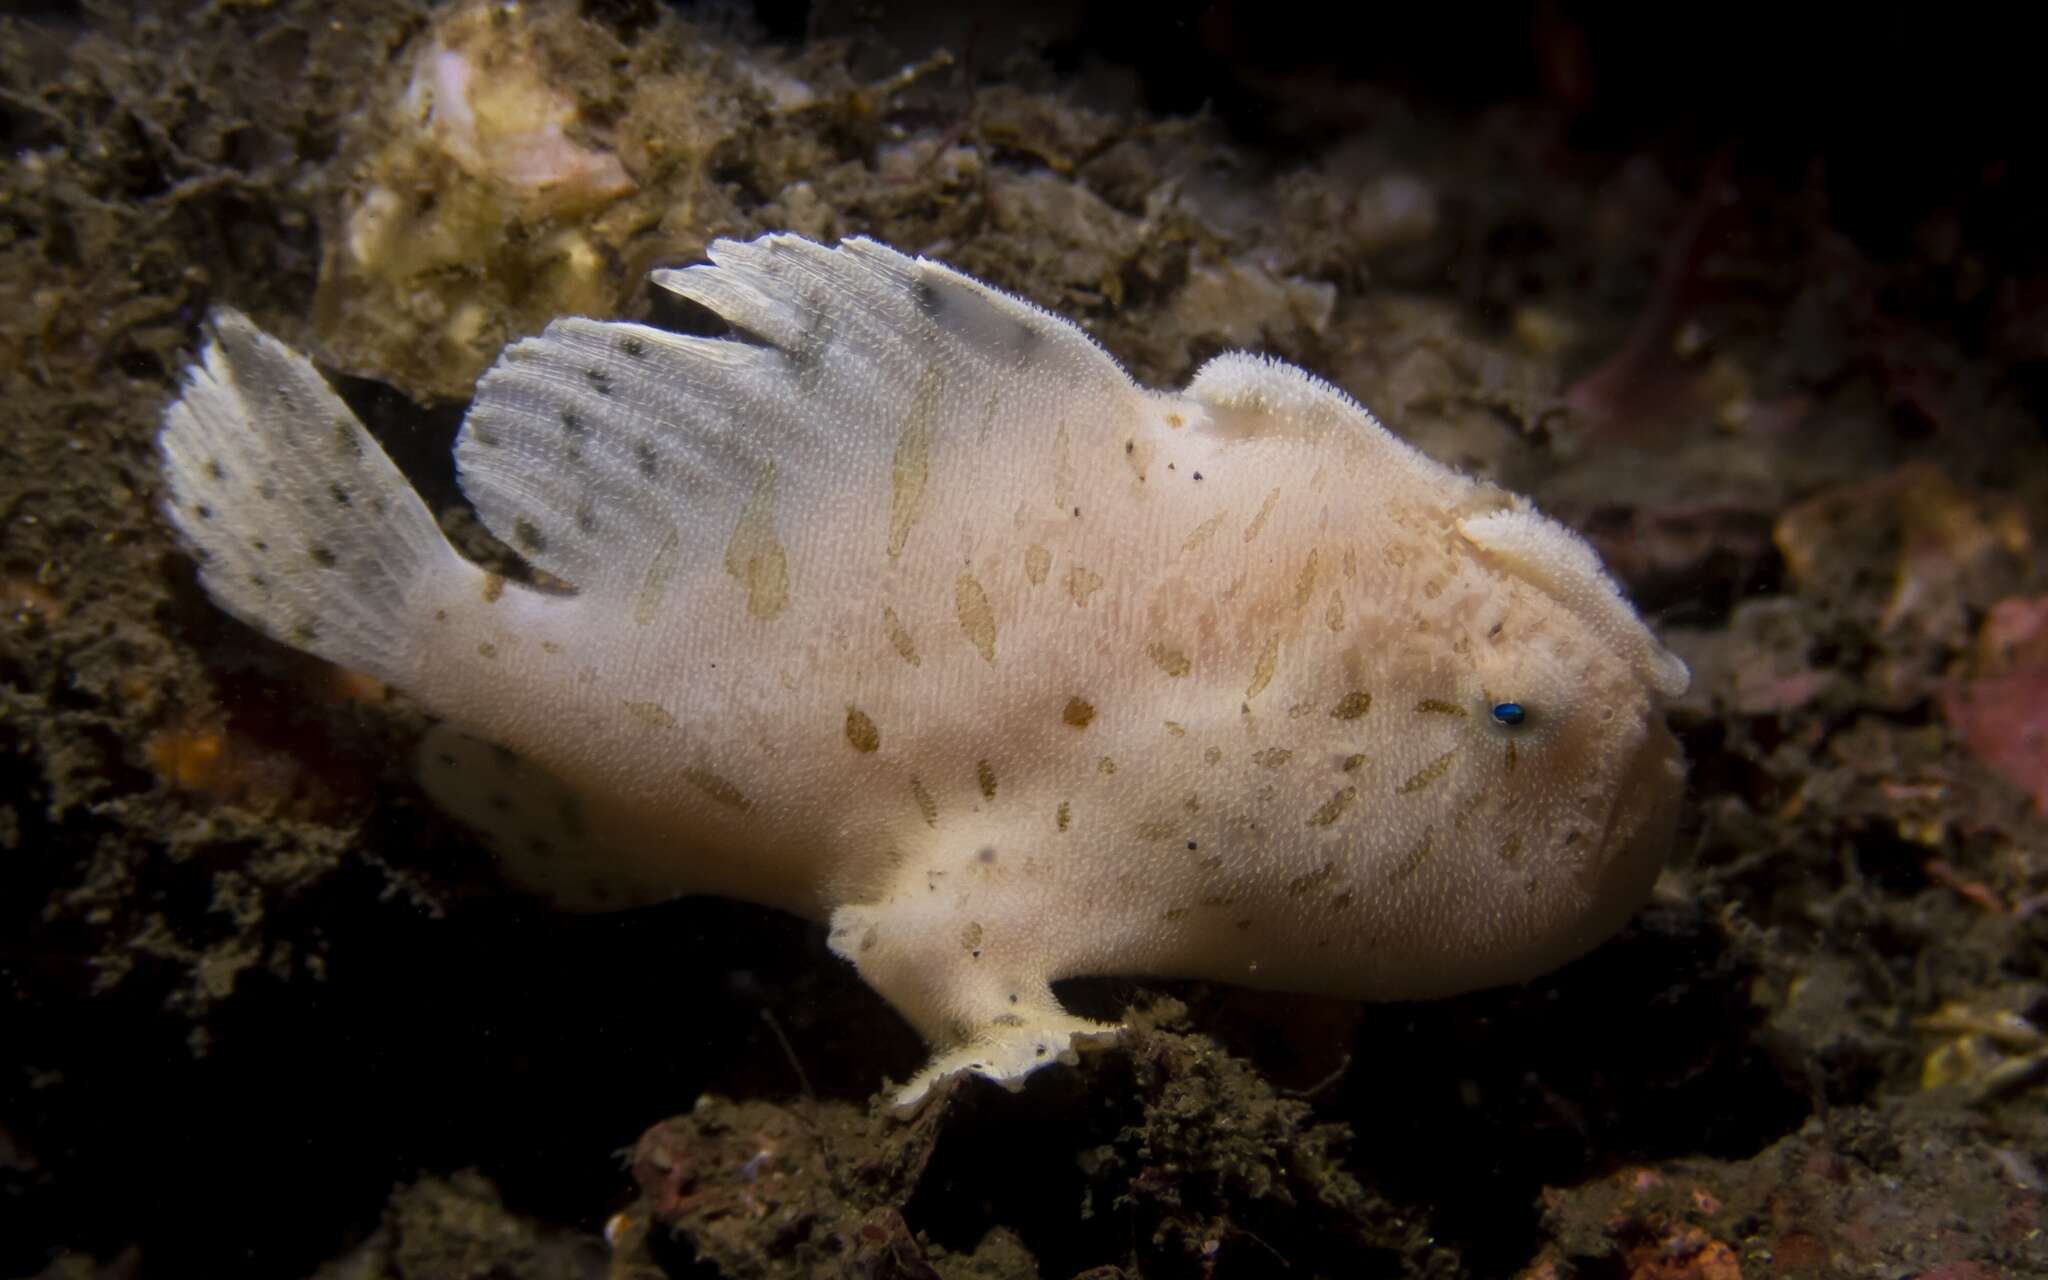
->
xmin=258 ymin=482 xmax=278 ymax=501
xmin=329 ymin=483 xmax=351 ymax=507
xmin=1124 ymin=440 xmax=1134 ymax=455
xmin=634 ymin=440 xmax=659 ymax=479
xmin=1186 ymin=841 xmax=1198 ymax=851
xmin=308 ymin=545 xmax=336 ymax=568
xmin=584 ymin=367 xmax=614 ymax=396
xmin=193 ymin=503 xmax=212 ymax=520
xmin=333 ymin=422 xmax=363 ymax=458
xmin=912 ymin=276 xmax=942 ymax=320
xmin=251 ymin=539 xmax=268 ymax=553
xmin=1010 ymin=317 xmax=1041 ymax=361
xmin=1192 ymin=471 xmax=1204 ymax=481
xmin=575 ymin=501 xmax=597 ymax=534
xmin=1072 ymin=506 xmax=1081 ymax=518
xmin=561 ymin=409 xmax=585 ymax=436
xmin=289 ymin=621 xmax=317 ymax=645
xmin=1167 ymin=462 xmax=1176 ymax=471
xmin=513 ymin=518 xmax=546 ymax=554
xmin=247 ymin=573 xmax=265 ymax=589
xmin=620 ymin=335 xmax=647 ymax=358
xmin=205 ymin=458 xmax=225 ymax=481
xmin=970 ymin=949 xmax=982 ymax=959
xmin=977 ymin=846 xmax=997 ymax=863
xmin=1008 ymin=993 xmax=1018 ymax=1004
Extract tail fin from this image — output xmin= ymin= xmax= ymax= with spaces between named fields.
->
xmin=157 ymin=309 xmax=462 ymax=685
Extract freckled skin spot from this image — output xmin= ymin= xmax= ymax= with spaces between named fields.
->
xmin=1024 ymin=544 xmax=1051 ymax=585
xmin=1052 ymin=419 xmax=1074 ymax=511
xmin=1164 ymin=721 xmax=1185 ymax=737
xmin=845 ymin=706 xmax=880 ymax=753
xmin=1331 ymin=691 xmax=1372 ymax=719
xmin=1287 ymin=862 xmax=1336 ymax=895
xmin=514 ymin=518 xmax=546 ymax=554
xmin=1504 ymin=740 xmax=1518 ymax=772
xmin=477 ymin=641 xmax=498 ymax=659
xmin=1204 ymin=746 xmax=1222 ymax=765
xmin=1253 ymin=748 xmax=1293 ymax=768
xmin=1148 ymin=642 xmax=1192 ymax=677
xmin=1325 ymin=590 xmax=1344 ymax=632
xmin=1165 ymin=412 xmax=1184 ymax=428
xmin=888 ymin=367 xmax=939 ymax=558
xmin=1097 ymin=756 xmax=1117 ymax=775
xmin=684 ymin=769 xmax=750 ymax=813
xmin=724 ymin=463 xmax=790 ymax=620
xmin=1066 ymin=565 xmax=1104 ymax=607
xmin=1056 ymin=801 xmax=1071 ymax=832
xmin=1416 ymin=698 xmax=1467 ymax=717
xmin=1498 ymin=832 xmax=1525 ymax=867
xmin=1243 ymin=486 xmax=1281 ymax=542
xmin=625 ymin=700 xmax=677 ymax=728
xmin=961 ymin=921 xmax=983 ymax=950
xmin=977 ymin=759 xmax=997 ymax=799
xmin=1342 ymin=753 xmax=1366 ymax=772
xmin=481 ymin=573 xmax=505 ymax=604
xmin=1181 ymin=511 xmax=1227 ymax=554
xmin=1062 ymin=697 xmax=1096 ymax=728
xmin=1397 ymin=750 xmax=1457 ymax=794
xmin=883 ymin=606 xmax=921 ymax=666
xmin=1246 ymin=633 xmax=1280 ymax=700
xmin=910 ymin=776 xmax=939 ymax=827
xmin=1292 ymin=549 xmax=1319 ymax=608
xmin=1389 ymin=830 xmax=1436 ymax=881
xmin=955 ymin=571 xmax=997 ymax=662
xmin=1307 ymin=786 xmax=1358 ymax=827
xmin=634 ymin=527 xmax=681 ymax=626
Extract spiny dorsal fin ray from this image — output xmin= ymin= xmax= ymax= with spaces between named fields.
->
xmin=454 ymin=234 xmax=1136 ymax=601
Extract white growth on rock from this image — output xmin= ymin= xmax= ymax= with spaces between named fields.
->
xmin=159 ymin=234 xmax=1690 ymax=1112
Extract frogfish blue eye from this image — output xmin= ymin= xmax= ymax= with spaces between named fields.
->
xmin=1491 ymin=701 xmax=1527 ymax=727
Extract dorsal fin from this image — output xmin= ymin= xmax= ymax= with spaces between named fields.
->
xmin=452 ymin=234 xmax=1134 ymax=601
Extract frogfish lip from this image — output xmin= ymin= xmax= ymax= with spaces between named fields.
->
xmin=1580 ymin=718 xmax=1686 ymax=911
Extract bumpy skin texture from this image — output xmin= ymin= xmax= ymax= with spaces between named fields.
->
xmin=158 ymin=234 xmax=1689 ymax=1110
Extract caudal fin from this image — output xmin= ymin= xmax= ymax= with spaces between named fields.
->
xmin=157 ymin=309 xmax=462 ymax=685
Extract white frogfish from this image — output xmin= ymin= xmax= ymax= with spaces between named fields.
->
xmin=159 ymin=234 xmax=1690 ymax=1110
